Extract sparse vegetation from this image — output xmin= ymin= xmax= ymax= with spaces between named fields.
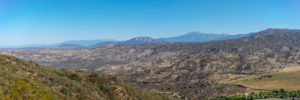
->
xmin=2 ymin=28 xmax=300 ymax=99
xmin=0 ymin=54 xmax=176 ymax=100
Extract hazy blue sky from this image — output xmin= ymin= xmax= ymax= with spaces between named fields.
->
xmin=0 ymin=0 xmax=300 ymax=46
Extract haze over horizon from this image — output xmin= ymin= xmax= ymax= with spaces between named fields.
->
xmin=0 ymin=0 xmax=300 ymax=46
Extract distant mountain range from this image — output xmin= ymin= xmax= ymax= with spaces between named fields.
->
xmin=0 ymin=32 xmax=254 ymax=49
xmin=58 ymin=39 xmax=117 ymax=46
xmin=3 ymin=28 xmax=300 ymax=99
xmin=56 ymin=32 xmax=254 ymax=48
xmin=159 ymin=32 xmax=254 ymax=42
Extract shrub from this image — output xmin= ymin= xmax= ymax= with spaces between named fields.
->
xmin=100 ymin=84 xmax=112 ymax=93
xmin=69 ymin=73 xmax=82 ymax=81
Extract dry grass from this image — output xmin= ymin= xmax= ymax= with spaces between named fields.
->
xmin=281 ymin=66 xmax=300 ymax=72
xmin=231 ymin=66 xmax=300 ymax=90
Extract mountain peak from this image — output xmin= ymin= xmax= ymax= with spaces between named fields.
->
xmin=185 ymin=31 xmax=204 ymax=35
xmin=121 ymin=37 xmax=164 ymax=44
xmin=129 ymin=37 xmax=158 ymax=41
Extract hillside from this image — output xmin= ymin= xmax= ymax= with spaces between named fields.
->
xmin=1 ymin=28 xmax=300 ymax=99
xmin=0 ymin=54 xmax=175 ymax=100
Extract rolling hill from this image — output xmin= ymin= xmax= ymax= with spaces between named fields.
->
xmin=0 ymin=54 xmax=175 ymax=100
xmin=1 ymin=28 xmax=300 ymax=99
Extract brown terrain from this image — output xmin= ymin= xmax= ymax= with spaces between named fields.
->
xmin=1 ymin=28 xmax=300 ymax=99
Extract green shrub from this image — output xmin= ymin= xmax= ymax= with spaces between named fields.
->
xmin=69 ymin=73 xmax=82 ymax=81
xmin=100 ymin=84 xmax=112 ymax=93
xmin=60 ymin=88 xmax=69 ymax=95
